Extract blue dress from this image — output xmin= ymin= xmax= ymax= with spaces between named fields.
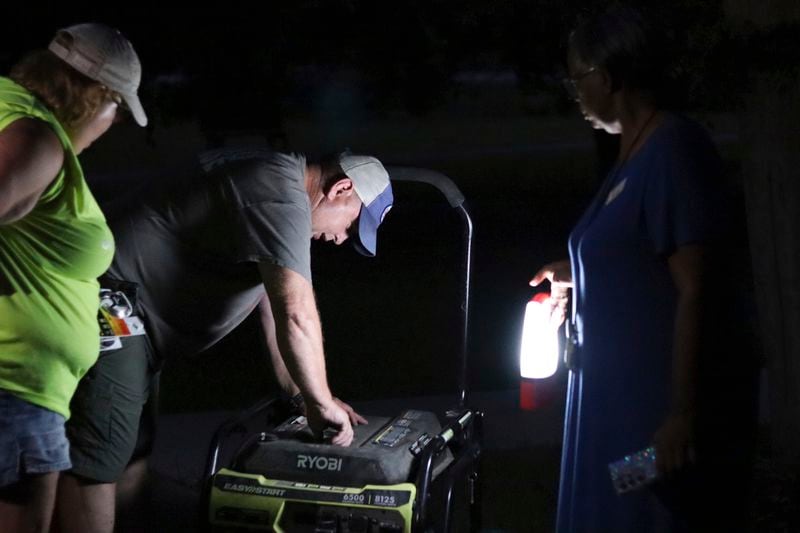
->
xmin=556 ymin=114 xmax=725 ymax=533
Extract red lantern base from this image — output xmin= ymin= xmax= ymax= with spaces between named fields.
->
xmin=519 ymin=378 xmax=554 ymax=410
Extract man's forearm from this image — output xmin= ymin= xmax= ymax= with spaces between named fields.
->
xmin=275 ymin=303 xmax=333 ymax=406
xmin=258 ymin=264 xmax=355 ymax=445
xmin=258 ymin=294 xmax=300 ymax=396
xmin=258 ymin=263 xmax=334 ymax=407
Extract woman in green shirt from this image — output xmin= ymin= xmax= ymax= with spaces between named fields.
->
xmin=0 ymin=24 xmax=146 ymax=532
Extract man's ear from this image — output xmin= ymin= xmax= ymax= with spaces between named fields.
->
xmin=326 ymin=177 xmax=355 ymax=199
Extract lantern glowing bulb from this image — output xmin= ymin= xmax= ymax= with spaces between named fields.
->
xmin=520 ymin=292 xmax=559 ymax=379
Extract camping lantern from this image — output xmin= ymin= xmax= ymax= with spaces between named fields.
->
xmin=520 ymin=292 xmax=559 ymax=379
xmin=519 ymin=292 xmax=560 ymax=410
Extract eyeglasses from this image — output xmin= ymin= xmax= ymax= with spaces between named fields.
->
xmin=561 ymin=67 xmax=597 ymax=101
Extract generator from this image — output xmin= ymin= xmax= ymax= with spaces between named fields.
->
xmin=204 ymin=168 xmax=482 ymax=532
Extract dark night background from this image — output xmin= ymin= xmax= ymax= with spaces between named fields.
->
xmin=5 ymin=1 xmax=800 ymax=530
xmin=2 ymin=0 xmax=750 ymax=395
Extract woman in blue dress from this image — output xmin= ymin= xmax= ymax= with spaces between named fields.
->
xmin=531 ymin=7 xmax=757 ymax=532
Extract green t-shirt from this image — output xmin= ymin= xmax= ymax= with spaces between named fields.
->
xmin=0 ymin=77 xmax=114 ymax=418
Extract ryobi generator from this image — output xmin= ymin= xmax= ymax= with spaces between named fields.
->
xmin=204 ymin=168 xmax=482 ymax=532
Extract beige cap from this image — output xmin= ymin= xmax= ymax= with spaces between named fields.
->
xmin=49 ymin=23 xmax=147 ymax=126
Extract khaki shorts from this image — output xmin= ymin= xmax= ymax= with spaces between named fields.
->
xmin=66 ymin=335 xmax=156 ymax=483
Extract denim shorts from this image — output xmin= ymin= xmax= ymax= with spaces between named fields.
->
xmin=0 ymin=389 xmax=71 ymax=488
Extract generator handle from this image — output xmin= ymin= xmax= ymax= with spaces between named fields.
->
xmin=388 ymin=167 xmax=474 ymax=408
xmin=389 ymin=167 xmax=464 ymax=208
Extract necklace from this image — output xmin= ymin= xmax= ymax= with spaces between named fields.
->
xmin=616 ymin=109 xmax=658 ymax=169
xmin=582 ymin=109 xmax=659 ymax=221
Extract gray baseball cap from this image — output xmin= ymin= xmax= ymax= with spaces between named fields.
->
xmin=48 ymin=23 xmax=147 ymax=127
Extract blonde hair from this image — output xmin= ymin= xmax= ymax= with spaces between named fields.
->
xmin=9 ymin=50 xmax=112 ymax=129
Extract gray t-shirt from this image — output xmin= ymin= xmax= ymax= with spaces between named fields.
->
xmin=106 ymin=150 xmax=311 ymax=359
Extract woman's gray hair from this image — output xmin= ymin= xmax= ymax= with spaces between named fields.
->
xmin=569 ymin=6 xmax=669 ymax=99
